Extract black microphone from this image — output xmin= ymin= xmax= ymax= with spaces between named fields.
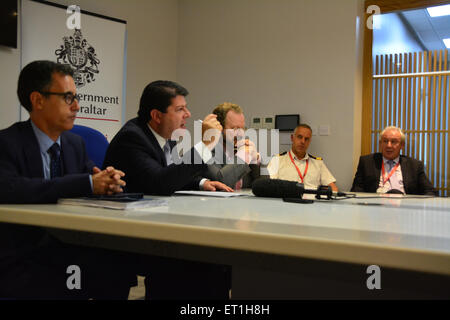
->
xmin=252 ymin=178 xmax=332 ymax=200
xmin=252 ymin=179 xmax=304 ymax=198
xmin=304 ymin=185 xmax=333 ymax=200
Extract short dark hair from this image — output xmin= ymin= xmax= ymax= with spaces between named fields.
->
xmin=17 ymin=60 xmax=74 ymax=112
xmin=137 ymin=80 xmax=189 ymax=123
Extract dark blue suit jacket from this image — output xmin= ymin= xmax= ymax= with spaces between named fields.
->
xmin=103 ymin=117 xmax=206 ymax=195
xmin=0 ymin=120 xmax=95 ymax=261
xmin=0 ymin=120 xmax=95 ymax=204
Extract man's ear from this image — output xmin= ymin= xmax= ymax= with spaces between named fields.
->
xmin=29 ymin=91 xmax=44 ymax=111
xmin=150 ymin=109 xmax=162 ymax=125
xmin=290 ymin=134 xmax=294 ymax=143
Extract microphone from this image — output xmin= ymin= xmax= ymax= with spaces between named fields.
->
xmin=252 ymin=179 xmax=303 ymax=198
xmin=252 ymin=179 xmax=332 ymax=200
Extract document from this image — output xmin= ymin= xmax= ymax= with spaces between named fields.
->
xmin=174 ymin=190 xmax=248 ymax=197
xmin=58 ymin=197 xmax=168 ymax=210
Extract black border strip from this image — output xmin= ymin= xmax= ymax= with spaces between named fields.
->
xmin=30 ymin=0 xmax=127 ymax=24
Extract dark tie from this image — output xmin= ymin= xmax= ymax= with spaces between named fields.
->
xmin=48 ymin=143 xmax=62 ymax=178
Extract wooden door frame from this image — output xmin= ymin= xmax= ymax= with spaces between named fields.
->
xmin=361 ymin=0 xmax=450 ymax=155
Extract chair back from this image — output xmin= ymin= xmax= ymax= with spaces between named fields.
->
xmin=70 ymin=125 xmax=109 ymax=168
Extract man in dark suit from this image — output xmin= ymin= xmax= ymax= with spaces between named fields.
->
xmin=103 ymin=81 xmax=232 ymax=195
xmin=351 ymin=126 xmax=437 ymax=196
xmin=204 ymin=102 xmax=260 ymax=189
xmin=103 ymin=80 xmax=232 ymax=299
xmin=0 ymin=60 xmax=136 ymax=299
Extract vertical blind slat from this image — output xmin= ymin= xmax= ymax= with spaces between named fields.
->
xmin=371 ymin=50 xmax=450 ymax=195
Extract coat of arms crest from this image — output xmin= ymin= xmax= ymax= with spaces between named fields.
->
xmin=55 ymin=29 xmax=100 ymax=88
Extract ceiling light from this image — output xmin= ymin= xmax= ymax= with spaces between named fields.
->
xmin=427 ymin=4 xmax=450 ymax=17
xmin=443 ymin=38 xmax=450 ymax=48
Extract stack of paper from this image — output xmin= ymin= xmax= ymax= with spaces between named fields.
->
xmin=58 ymin=197 xmax=168 ymax=210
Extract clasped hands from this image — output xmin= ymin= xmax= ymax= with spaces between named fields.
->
xmin=92 ymin=166 xmax=126 ymax=195
xmin=235 ymin=139 xmax=260 ymax=164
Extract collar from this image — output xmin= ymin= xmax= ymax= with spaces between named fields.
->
xmin=290 ymin=150 xmax=309 ymax=161
xmin=30 ymin=120 xmax=61 ymax=154
xmin=147 ymin=123 xmax=167 ymax=150
xmin=382 ymin=156 xmax=400 ymax=165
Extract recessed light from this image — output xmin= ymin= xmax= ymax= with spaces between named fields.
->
xmin=427 ymin=4 xmax=450 ymax=17
xmin=443 ymin=38 xmax=450 ymax=48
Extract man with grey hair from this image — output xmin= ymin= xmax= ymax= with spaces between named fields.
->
xmin=351 ymin=126 xmax=437 ymax=195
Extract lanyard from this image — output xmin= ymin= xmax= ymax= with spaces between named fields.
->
xmin=288 ymin=151 xmax=309 ymax=183
xmin=381 ymin=161 xmax=400 ymax=186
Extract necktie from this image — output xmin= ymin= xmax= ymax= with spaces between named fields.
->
xmin=163 ymin=141 xmax=173 ymax=166
xmin=48 ymin=143 xmax=62 ymax=178
xmin=387 ymin=160 xmax=400 ymax=190
xmin=387 ymin=160 xmax=395 ymax=172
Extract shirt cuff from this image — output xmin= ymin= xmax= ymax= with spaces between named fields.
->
xmin=194 ymin=142 xmax=213 ymax=163
xmin=89 ymin=174 xmax=94 ymax=192
xmin=199 ymin=178 xmax=209 ymax=190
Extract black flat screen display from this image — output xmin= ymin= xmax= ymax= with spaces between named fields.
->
xmin=0 ymin=0 xmax=18 ymax=48
xmin=275 ymin=114 xmax=300 ymax=131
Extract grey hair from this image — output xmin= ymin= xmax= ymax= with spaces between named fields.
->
xmin=379 ymin=126 xmax=406 ymax=143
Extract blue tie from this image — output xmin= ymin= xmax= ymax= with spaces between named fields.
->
xmin=48 ymin=143 xmax=62 ymax=178
xmin=387 ymin=160 xmax=395 ymax=173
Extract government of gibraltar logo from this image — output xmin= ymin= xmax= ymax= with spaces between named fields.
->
xmin=55 ymin=28 xmax=100 ymax=88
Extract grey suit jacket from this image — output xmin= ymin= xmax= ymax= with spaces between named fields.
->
xmin=204 ymin=146 xmax=260 ymax=188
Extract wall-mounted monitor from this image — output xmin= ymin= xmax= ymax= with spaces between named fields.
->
xmin=275 ymin=114 xmax=300 ymax=131
xmin=0 ymin=0 xmax=18 ymax=48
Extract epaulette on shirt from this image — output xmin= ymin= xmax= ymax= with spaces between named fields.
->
xmin=309 ymin=154 xmax=322 ymax=160
xmin=279 ymin=151 xmax=287 ymax=156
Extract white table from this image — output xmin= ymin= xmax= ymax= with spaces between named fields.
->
xmin=1 ymin=192 xmax=450 ymax=298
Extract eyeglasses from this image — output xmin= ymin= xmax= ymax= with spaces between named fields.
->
xmin=381 ymin=138 xmax=401 ymax=146
xmin=39 ymin=91 xmax=80 ymax=105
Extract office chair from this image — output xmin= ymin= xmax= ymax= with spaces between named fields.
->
xmin=70 ymin=124 xmax=109 ymax=168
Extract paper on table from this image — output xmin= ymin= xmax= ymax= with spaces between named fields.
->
xmin=174 ymin=190 xmax=248 ymax=197
xmin=58 ymin=198 xmax=168 ymax=210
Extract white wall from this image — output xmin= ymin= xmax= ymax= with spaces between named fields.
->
xmin=0 ymin=0 xmax=364 ymax=191
xmin=177 ymin=0 xmax=364 ymax=191
xmin=0 ymin=0 xmax=178 ymax=128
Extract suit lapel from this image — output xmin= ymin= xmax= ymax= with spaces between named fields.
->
xmin=139 ymin=120 xmax=166 ymax=166
xmin=373 ymin=153 xmax=382 ymax=180
xmin=60 ymin=132 xmax=76 ymax=174
xmin=400 ymin=156 xmax=409 ymax=192
xmin=22 ymin=120 xmax=45 ymax=178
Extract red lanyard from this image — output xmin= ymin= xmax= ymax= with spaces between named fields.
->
xmin=288 ymin=151 xmax=309 ymax=183
xmin=381 ymin=161 xmax=400 ymax=186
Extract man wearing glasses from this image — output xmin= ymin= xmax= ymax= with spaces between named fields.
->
xmin=351 ymin=126 xmax=437 ymax=195
xmin=0 ymin=60 xmax=136 ymax=299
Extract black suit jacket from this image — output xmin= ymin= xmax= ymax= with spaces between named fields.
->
xmin=103 ymin=118 xmax=207 ymax=195
xmin=0 ymin=120 xmax=95 ymax=261
xmin=351 ymin=153 xmax=437 ymax=195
